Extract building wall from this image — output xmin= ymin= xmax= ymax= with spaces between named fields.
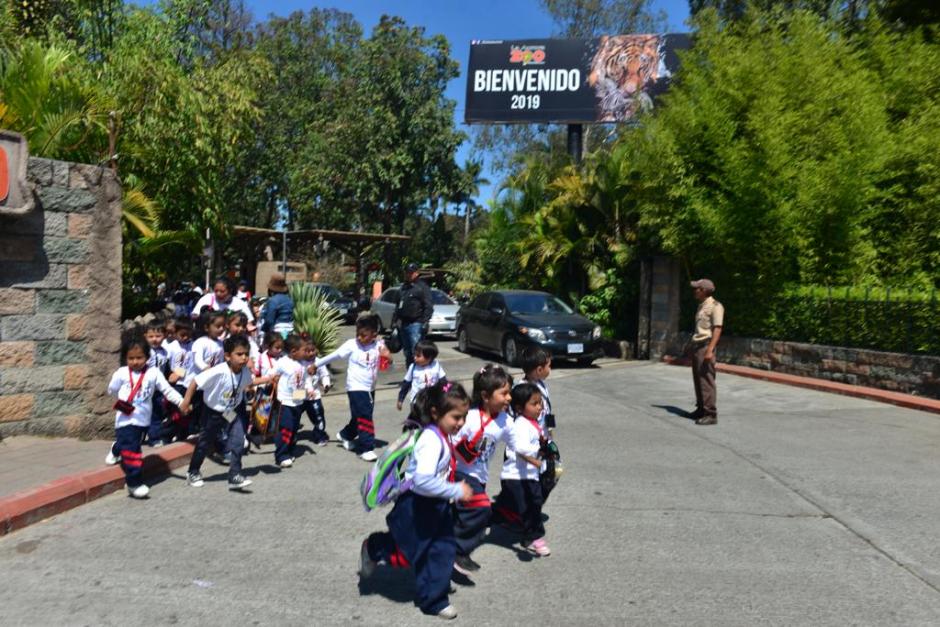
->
xmin=0 ymin=157 xmax=122 ymax=438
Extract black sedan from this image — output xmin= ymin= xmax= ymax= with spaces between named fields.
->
xmin=455 ymin=290 xmax=603 ymax=367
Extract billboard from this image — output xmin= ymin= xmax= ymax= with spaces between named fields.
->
xmin=465 ymin=34 xmax=690 ymax=124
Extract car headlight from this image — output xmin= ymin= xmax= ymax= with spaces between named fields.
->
xmin=592 ymin=325 xmax=602 ymax=339
xmin=521 ymin=327 xmax=547 ymax=342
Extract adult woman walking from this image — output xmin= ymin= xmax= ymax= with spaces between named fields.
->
xmin=262 ymin=273 xmax=294 ymax=338
xmin=192 ymin=276 xmax=254 ymax=321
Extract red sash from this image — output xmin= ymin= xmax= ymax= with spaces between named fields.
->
xmin=126 ymin=367 xmax=147 ymax=403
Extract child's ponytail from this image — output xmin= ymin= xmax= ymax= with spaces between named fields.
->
xmin=471 ymin=363 xmax=513 ymax=408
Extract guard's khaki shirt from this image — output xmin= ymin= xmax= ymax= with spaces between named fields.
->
xmin=692 ymin=296 xmax=724 ymax=343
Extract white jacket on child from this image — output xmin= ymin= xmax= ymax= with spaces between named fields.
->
xmin=454 ymin=408 xmax=515 ymax=486
xmin=315 ymin=338 xmax=384 ymax=392
xmin=406 ymin=427 xmax=463 ymax=501
xmin=500 ymin=416 xmax=543 ymax=482
xmin=403 ymin=360 xmax=446 ymax=404
xmin=195 ymin=363 xmax=252 ymax=415
xmin=108 ymin=367 xmax=183 ymax=428
xmin=165 ymin=339 xmax=195 ymax=386
xmin=274 ymin=356 xmax=307 ymax=407
xmin=192 ymin=336 xmax=224 ymax=373
xmin=301 ymin=360 xmax=331 ymax=401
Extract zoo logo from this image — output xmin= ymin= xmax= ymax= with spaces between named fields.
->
xmin=509 ymin=45 xmax=546 ymax=66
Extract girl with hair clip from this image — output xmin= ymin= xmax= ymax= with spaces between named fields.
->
xmin=450 ymin=363 xmax=516 ymax=576
xmin=359 ymin=380 xmax=473 ymax=620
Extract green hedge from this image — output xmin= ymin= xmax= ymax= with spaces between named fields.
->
xmin=692 ymin=286 xmax=940 ymax=355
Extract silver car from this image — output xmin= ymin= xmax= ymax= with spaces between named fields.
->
xmin=371 ymin=286 xmax=459 ymax=337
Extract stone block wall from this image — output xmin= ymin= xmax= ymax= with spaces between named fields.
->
xmin=671 ymin=332 xmax=940 ymax=399
xmin=0 ymin=157 xmax=122 ymax=438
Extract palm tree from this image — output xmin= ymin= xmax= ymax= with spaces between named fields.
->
xmin=459 ymin=158 xmax=490 ymax=242
xmin=0 ymin=40 xmax=108 ymax=161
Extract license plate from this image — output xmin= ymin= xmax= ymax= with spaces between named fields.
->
xmin=568 ymin=343 xmax=584 ymax=354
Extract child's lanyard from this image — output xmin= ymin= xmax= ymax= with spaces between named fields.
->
xmin=468 ymin=410 xmax=494 ymax=450
xmin=226 ymin=368 xmax=240 ymax=409
xmin=524 ymin=416 xmax=545 ymax=441
xmin=126 ymin=367 xmax=147 ymax=403
xmin=428 ymin=425 xmax=457 ymax=481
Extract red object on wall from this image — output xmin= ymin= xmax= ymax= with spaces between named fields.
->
xmin=0 ymin=146 xmax=9 ymax=204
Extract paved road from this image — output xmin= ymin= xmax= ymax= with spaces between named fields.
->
xmin=2 ymin=335 xmax=940 ymax=626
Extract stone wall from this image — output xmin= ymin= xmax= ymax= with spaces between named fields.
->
xmin=670 ymin=332 xmax=940 ymax=399
xmin=0 ymin=157 xmax=122 ymax=438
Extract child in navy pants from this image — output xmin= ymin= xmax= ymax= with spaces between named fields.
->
xmin=359 ymin=381 xmax=473 ymax=620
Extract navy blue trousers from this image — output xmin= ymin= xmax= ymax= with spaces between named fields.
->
xmin=275 ymin=404 xmax=300 ymax=463
xmin=296 ymin=399 xmax=327 ymax=443
xmin=493 ymin=479 xmax=545 ymax=544
xmin=147 ymin=391 xmax=165 ymax=444
xmin=188 ymin=407 xmax=247 ymax=481
xmin=340 ymin=391 xmax=375 ymax=452
xmin=367 ymin=492 xmax=455 ymax=615
xmin=112 ymin=424 xmax=147 ymax=488
xmin=452 ymin=472 xmax=491 ymax=557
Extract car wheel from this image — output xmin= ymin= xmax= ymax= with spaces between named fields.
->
xmin=457 ymin=327 xmax=469 ymax=353
xmin=502 ymin=336 xmax=520 ymax=367
xmin=577 ymin=357 xmax=595 ymax=367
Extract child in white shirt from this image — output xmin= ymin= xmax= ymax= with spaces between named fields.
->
xmin=316 ymin=314 xmax=390 ymax=462
xmin=301 ymin=339 xmax=332 ymax=446
xmin=270 ymin=334 xmax=310 ymax=467
xmin=144 ymin=319 xmax=170 ymax=447
xmin=106 ymin=335 xmax=184 ymax=498
xmin=163 ymin=317 xmax=196 ymax=442
xmin=397 ymin=340 xmax=447 ymax=411
xmin=180 ymin=335 xmax=255 ymax=491
xmin=493 ymin=382 xmax=551 ymax=556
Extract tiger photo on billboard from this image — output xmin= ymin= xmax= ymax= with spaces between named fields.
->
xmin=588 ymin=34 xmax=670 ymax=122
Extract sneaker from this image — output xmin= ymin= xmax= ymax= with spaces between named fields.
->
xmin=105 ymin=449 xmax=121 ymax=466
xmin=228 ymin=475 xmax=252 ymax=490
xmin=695 ymin=415 xmax=718 ymax=426
xmin=150 ymin=440 xmax=165 ymax=448
xmin=186 ymin=433 xmax=200 ymax=442
xmin=436 ymin=605 xmax=458 ymax=620
xmin=453 ymin=554 xmax=481 ymax=576
xmin=279 ymin=458 xmax=294 ymax=468
xmin=358 ymin=539 xmax=377 ymax=579
xmin=128 ymin=484 xmax=150 ymax=498
xmin=315 ymin=438 xmax=329 ymax=447
xmin=359 ymin=450 xmax=378 ymax=462
xmin=221 ymin=453 xmax=232 ymax=465
xmin=524 ymin=537 xmax=551 ymax=557
xmin=337 ymin=431 xmax=354 ymax=451
xmin=187 ymin=472 xmax=204 ymax=487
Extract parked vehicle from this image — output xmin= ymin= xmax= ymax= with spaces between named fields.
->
xmin=306 ymin=282 xmax=358 ymax=324
xmin=371 ymin=286 xmax=459 ymax=337
xmin=455 ymin=290 xmax=602 ymax=367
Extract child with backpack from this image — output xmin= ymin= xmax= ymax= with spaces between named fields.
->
xmin=450 ymin=364 xmax=515 ymax=576
xmin=358 ymin=380 xmax=473 ymax=620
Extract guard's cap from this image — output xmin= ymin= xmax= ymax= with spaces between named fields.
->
xmin=690 ymin=278 xmax=715 ymax=292
xmin=404 ymin=262 xmax=420 ymax=273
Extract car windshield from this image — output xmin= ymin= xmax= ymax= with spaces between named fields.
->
xmin=504 ymin=293 xmax=573 ymax=315
xmin=431 ymin=289 xmax=456 ymax=305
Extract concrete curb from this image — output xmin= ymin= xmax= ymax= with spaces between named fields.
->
xmin=662 ymin=356 xmax=940 ymax=415
xmin=0 ymin=441 xmax=194 ymax=537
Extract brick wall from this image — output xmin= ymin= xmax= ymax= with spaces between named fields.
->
xmin=0 ymin=157 xmax=122 ymax=438
xmin=671 ymin=332 xmax=940 ymax=399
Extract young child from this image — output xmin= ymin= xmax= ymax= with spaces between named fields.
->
xmin=162 ymin=317 xmax=177 ymax=350
xmin=180 ymin=334 xmax=255 ymax=491
xmin=164 ymin=317 xmax=197 ymax=442
xmin=225 ymin=311 xmax=260 ymax=374
xmin=450 ymin=364 xmax=515 ymax=576
xmin=397 ymin=340 xmax=447 ymax=411
xmin=519 ymin=346 xmax=555 ymax=436
xmin=358 ymin=380 xmax=473 ymax=620
xmin=193 ymin=310 xmax=226 ymax=373
xmin=270 ymin=334 xmax=309 ymax=468
xmin=301 ymin=338 xmax=331 ymax=446
xmin=106 ymin=334 xmax=184 ymax=498
xmin=144 ymin=319 xmax=170 ymax=447
xmin=254 ymin=333 xmax=285 ymax=379
xmin=316 ymin=313 xmax=390 ymax=462
xmin=493 ymin=382 xmax=551 ymax=556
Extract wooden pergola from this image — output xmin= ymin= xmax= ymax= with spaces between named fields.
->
xmin=230 ymin=226 xmax=411 ymax=295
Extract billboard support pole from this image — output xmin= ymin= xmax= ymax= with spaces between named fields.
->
xmin=567 ymin=123 xmax=583 ymax=164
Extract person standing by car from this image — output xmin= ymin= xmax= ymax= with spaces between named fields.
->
xmin=687 ymin=279 xmax=724 ymax=426
xmin=393 ymin=262 xmax=433 ymax=367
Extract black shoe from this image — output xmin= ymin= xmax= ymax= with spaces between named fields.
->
xmin=688 ymin=408 xmax=705 ymax=420
xmin=454 ymin=554 xmax=481 ymax=574
xmin=228 ymin=474 xmax=253 ymax=490
xmin=695 ymin=415 xmax=717 ymax=425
